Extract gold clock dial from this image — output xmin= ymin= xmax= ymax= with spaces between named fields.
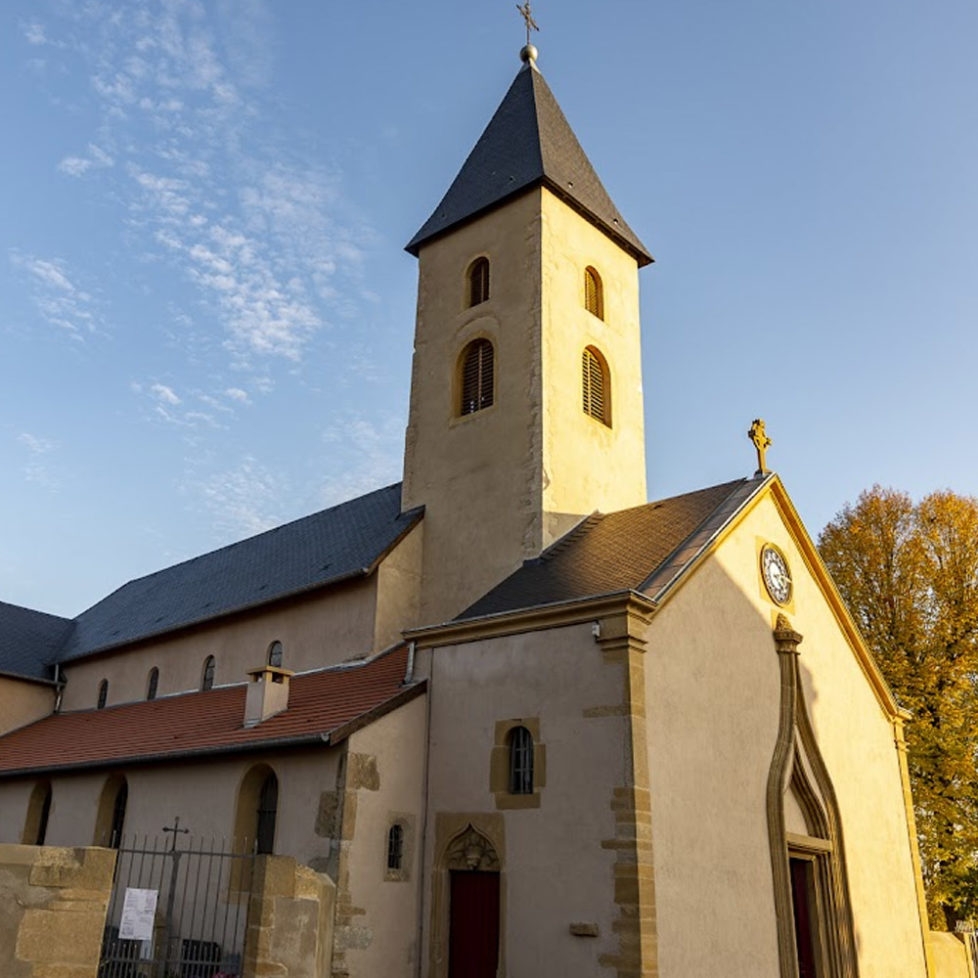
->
xmin=761 ymin=544 xmax=792 ymax=605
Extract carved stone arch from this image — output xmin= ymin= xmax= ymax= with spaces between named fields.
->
xmin=445 ymin=823 xmax=501 ymax=872
xmin=767 ymin=615 xmax=858 ymax=978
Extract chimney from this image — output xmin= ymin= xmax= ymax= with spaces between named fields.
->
xmin=244 ymin=665 xmax=294 ymax=727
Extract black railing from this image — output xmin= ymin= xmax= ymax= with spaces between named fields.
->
xmin=98 ymin=826 xmax=255 ymax=978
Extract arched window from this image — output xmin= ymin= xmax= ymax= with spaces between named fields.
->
xmin=267 ymin=641 xmax=283 ymax=668
xmin=201 ymin=655 xmax=216 ymax=691
xmin=467 ymin=257 xmax=490 ymax=307
xmin=95 ymin=775 xmax=128 ymax=849
xmin=97 ymin=679 xmax=108 ymax=710
xmin=23 ymin=781 xmax=52 ymax=845
xmin=584 ymin=266 xmax=604 ymax=320
xmin=508 ymin=726 xmax=534 ymax=795
xmin=387 ymin=823 xmax=404 ymax=872
xmin=582 ymin=346 xmax=611 ymax=426
xmin=460 ymin=339 xmax=494 ymax=416
xmin=146 ymin=667 xmax=159 ymax=701
xmin=256 ymin=772 xmax=279 ymax=854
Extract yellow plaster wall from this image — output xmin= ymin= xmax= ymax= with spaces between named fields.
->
xmin=402 ymin=191 xmax=545 ymax=624
xmin=402 ymin=189 xmax=647 ymax=624
xmin=928 ymin=932 xmax=974 ymax=978
xmin=373 ymin=522 xmax=424 ymax=642
xmin=539 ymin=187 xmax=646 ymax=538
xmin=59 ymin=575 xmax=381 ymax=711
xmin=0 ymin=677 xmax=54 ymax=735
xmin=417 ymin=625 xmax=627 ymax=977
xmin=645 ymin=489 xmax=929 ymax=977
xmin=337 ymin=694 xmax=427 ymax=978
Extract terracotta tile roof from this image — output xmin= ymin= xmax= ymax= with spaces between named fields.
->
xmin=0 ymin=645 xmax=422 ymax=777
xmin=406 ymin=62 xmax=652 ymax=265
xmin=460 ymin=478 xmax=767 ymax=619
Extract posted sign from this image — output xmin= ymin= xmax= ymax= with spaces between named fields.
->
xmin=119 ymin=887 xmax=158 ymax=941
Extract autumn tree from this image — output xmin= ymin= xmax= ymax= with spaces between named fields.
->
xmin=818 ymin=486 xmax=978 ymax=929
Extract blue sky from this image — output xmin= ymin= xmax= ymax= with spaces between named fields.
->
xmin=3 ymin=0 xmax=978 ymax=618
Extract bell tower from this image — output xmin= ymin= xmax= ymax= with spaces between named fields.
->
xmin=401 ymin=47 xmax=653 ymax=624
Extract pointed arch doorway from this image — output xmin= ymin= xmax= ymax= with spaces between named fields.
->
xmin=446 ymin=825 xmax=501 ymax=978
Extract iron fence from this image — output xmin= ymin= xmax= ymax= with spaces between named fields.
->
xmin=99 ymin=823 xmax=255 ymax=978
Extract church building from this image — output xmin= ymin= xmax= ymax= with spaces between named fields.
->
xmin=0 ymin=40 xmax=933 ymax=978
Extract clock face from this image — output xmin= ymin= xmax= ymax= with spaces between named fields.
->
xmin=761 ymin=544 xmax=792 ymax=605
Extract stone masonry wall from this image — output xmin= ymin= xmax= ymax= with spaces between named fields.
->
xmin=243 ymin=854 xmax=336 ymax=978
xmin=0 ymin=844 xmax=115 ymax=978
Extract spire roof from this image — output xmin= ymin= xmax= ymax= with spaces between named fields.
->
xmin=406 ymin=62 xmax=653 ymax=266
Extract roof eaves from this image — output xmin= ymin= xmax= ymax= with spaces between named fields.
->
xmin=0 ymin=731 xmax=333 ymax=780
xmin=407 ymin=588 xmax=657 ymax=648
xmin=327 ymin=679 xmax=428 ymax=745
xmin=0 ymin=669 xmax=58 ymax=687
xmin=639 ymin=475 xmax=774 ymax=604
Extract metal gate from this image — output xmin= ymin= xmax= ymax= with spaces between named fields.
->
xmin=99 ymin=820 xmax=255 ymax=978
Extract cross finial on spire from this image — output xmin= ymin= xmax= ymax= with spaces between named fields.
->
xmin=748 ymin=419 xmax=772 ymax=476
xmin=517 ymin=3 xmax=539 ymax=62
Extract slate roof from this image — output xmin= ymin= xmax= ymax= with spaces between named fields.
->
xmin=59 ymin=483 xmax=423 ymax=663
xmin=406 ymin=61 xmax=652 ymax=265
xmin=0 ymin=601 xmax=70 ymax=682
xmin=460 ymin=477 xmax=768 ymax=619
xmin=0 ymin=645 xmax=422 ymax=777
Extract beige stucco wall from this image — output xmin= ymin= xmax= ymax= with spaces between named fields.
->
xmin=0 ymin=676 xmax=54 ymax=735
xmin=59 ymin=575 xmax=382 ymax=712
xmin=336 ymin=693 xmax=427 ymax=978
xmin=417 ymin=624 xmax=628 ymax=977
xmin=402 ymin=188 xmax=647 ymax=624
xmin=0 ymin=748 xmax=342 ymax=872
xmin=644 ymin=490 xmax=929 ymax=977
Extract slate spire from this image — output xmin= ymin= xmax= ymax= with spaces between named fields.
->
xmin=405 ymin=60 xmax=653 ymax=266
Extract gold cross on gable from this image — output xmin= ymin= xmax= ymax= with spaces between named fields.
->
xmin=516 ymin=2 xmax=540 ymax=46
xmin=748 ymin=418 xmax=772 ymax=476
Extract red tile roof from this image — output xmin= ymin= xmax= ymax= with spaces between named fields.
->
xmin=0 ymin=645 xmax=422 ymax=777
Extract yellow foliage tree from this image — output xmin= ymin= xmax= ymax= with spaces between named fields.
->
xmin=819 ymin=486 xmax=978 ymax=929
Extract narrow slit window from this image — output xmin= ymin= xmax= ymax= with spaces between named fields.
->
xmin=146 ymin=667 xmax=159 ymax=701
xmin=582 ymin=347 xmax=611 ymax=426
xmin=201 ymin=655 xmax=216 ymax=691
xmin=468 ymin=257 xmax=490 ymax=307
xmin=387 ymin=823 xmax=404 ymax=871
xmin=460 ymin=339 xmax=495 ymax=416
xmin=97 ymin=679 xmax=108 ymax=710
xmin=584 ymin=266 xmax=604 ymax=320
xmin=256 ymin=772 xmax=279 ymax=855
xmin=508 ymin=725 xmax=534 ymax=795
xmin=109 ymin=781 xmax=128 ymax=849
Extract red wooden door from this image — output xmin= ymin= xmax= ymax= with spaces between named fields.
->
xmin=449 ymin=870 xmax=500 ymax=978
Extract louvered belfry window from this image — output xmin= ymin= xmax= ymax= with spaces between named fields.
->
xmin=387 ymin=823 xmax=404 ymax=871
xmin=468 ymin=257 xmax=490 ymax=307
xmin=585 ymin=266 xmax=604 ymax=320
xmin=582 ymin=347 xmax=610 ymax=426
xmin=460 ymin=339 xmax=494 ymax=415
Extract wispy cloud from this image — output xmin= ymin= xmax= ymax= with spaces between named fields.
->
xmin=319 ymin=414 xmax=404 ymax=507
xmin=58 ymin=144 xmax=115 ymax=177
xmin=9 ymin=251 xmax=100 ymax=339
xmin=194 ymin=455 xmax=286 ymax=538
xmin=150 ymin=383 xmax=181 ymax=405
xmin=18 ymin=433 xmax=59 ymax=490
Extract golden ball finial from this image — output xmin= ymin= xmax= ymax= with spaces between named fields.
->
xmin=520 ymin=43 xmax=538 ymax=64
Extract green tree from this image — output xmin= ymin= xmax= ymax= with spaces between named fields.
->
xmin=818 ymin=486 xmax=978 ymax=929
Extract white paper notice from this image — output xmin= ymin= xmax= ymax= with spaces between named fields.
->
xmin=119 ymin=887 xmax=158 ymax=941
